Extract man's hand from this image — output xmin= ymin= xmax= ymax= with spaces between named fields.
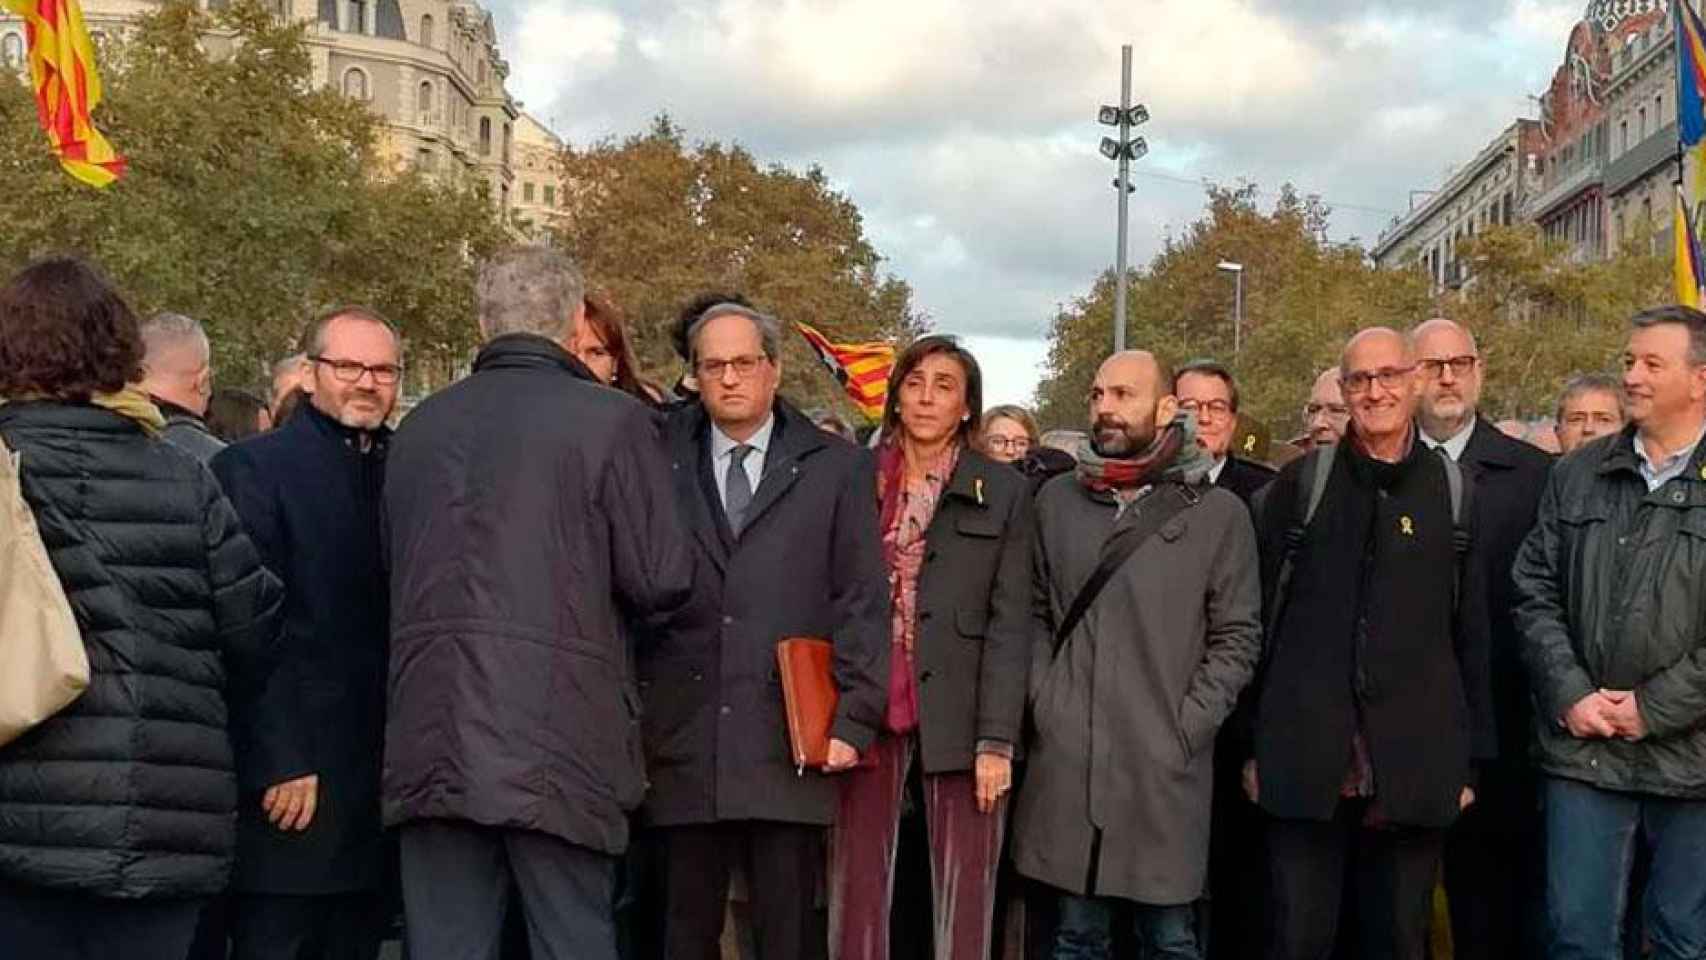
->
xmin=1459 ymin=786 xmax=1476 ymax=811
xmin=823 ymin=739 xmax=859 ymax=773
xmin=262 ymin=774 xmax=319 ymax=831
xmin=1600 ymin=689 xmax=1648 ymax=741
xmin=974 ymin=753 xmax=1013 ymax=814
xmin=1562 ymin=692 xmax=1621 ymax=739
xmin=1241 ymin=759 xmax=1259 ymax=805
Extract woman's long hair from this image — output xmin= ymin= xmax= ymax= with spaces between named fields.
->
xmin=584 ymin=291 xmax=662 ymax=405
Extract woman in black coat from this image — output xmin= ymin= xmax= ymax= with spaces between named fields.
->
xmin=828 ymin=336 xmax=1033 ymax=960
xmin=0 ymin=257 xmax=284 ymax=960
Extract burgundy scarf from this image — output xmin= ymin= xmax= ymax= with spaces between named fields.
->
xmin=875 ymin=439 xmax=960 ymax=735
xmin=1075 ymin=420 xmax=1187 ymax=493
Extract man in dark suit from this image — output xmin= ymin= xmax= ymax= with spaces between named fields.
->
xmin=639 ymin=302 xmax=890 ymax=960
xmin=212 ymin=306 xmax=401 ymax=960
xmin=1178 ymin=359 xmax=1277 ymax=507
xmin=1175 ymin=358 xmax=1275 ymax=960
xmin=1411 ymin=318 xmax=1553 ymax=960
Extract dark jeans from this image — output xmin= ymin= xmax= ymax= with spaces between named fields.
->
xmin=230 ymin=891 xmax=386 ymax=960
xmin=1544 ymin=776 xmax=1706 ymax=960
xmin=0 ymin=884 xmax=203 ymax=960
xmin=1052 ymin=894 xmax=1199 ymax=960
xmin=1265 ymin=803 xmax=1444 ymax=960
xmin=399 ymin=819 xmax=619 ymax=960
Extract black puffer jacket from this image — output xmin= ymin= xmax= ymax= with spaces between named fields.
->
xmin=0 ymin=401 xmax=283 ymax=899
xmin=1515 ymin=426 xmax=1706 ymax=798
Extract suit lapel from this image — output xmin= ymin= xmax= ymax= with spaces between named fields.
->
xmin=667 ymin=407 xmax=730 ymax=573
xmin=738 ymin=406 xmax=825 ymax=538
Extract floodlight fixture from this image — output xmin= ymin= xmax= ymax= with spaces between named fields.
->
xmin=1126 ymin=137 xmax=1149 ymax=161
xmin=1099 ymin=105 xmax=1122 ymax=126
xmin=1216 ymin=261 xmax=1244 ymax=273
xmin=1127 ymin=104 xmax=1150 ymax=127
xmin=1100 ymin=137 xmax=1122 ymax=160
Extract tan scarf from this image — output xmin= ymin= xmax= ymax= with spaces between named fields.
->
xmin=2 ymin=387 xmax=167 ymax=437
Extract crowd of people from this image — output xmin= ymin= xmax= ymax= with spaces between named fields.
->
xmin=0 ymin=247 xmax=1698 ymax=960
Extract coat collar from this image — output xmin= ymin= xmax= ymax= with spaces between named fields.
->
xmin=472 ymin=333 xmax=600 ymax=382
xmin=293 ymin=399 xmax=391 ymax=455
xmin=943 ymin=447 xmax=1002 ymax=508
xmin=1598 ymin=421 xmax=1706 ymax=485
xmin=1459 ymin=416 xmax=1522 ymax=470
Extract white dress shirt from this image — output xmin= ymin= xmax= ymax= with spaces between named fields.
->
xmin=1423 ymin=420 xmax=1476 ymax=463
xmin=711 ymin=414 xmax=776 ymax=508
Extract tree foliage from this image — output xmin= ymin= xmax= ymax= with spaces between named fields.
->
xmin=1036 ymin=183 xmax=1670 ymax=436
xmin=553 ymin=116 xmax=926 ymax=415
xmin=0 ymin=0 xmax=509 ymax=388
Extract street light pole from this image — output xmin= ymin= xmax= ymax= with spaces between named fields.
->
xmin=1216 ymin=261 xmax=1244 ymax=356
xmin=1114 ymin=45 xmax=1132 ymax=353
xmin=1097 ymin=46 xmax=1146 ymax=355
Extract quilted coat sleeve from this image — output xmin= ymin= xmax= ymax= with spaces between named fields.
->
xmin=1513 ymin=466 xmax=1597 ymax=727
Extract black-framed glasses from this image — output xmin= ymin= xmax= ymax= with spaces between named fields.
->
xmin=1341 ymin=365 xmax=1416 ymax=396
xmin=311 ymin=355 xmax=402 ymax=386
xmin=984 ymin=435 xmax=1031 ymax=453
xmin=696 ymin=355 xmax=767 ymax=381
xmin=1180 ymin=398 xmax=1234 ymax=420
xmin=1418 ymin=355 xmax=1478 ymax=379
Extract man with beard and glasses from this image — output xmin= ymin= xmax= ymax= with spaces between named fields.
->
xmin=1012 ymin=350 xmax=1261 ymax=960
xmin=1409 ymin=318 xmax=1552 ymax=960
xmin=1247 ymin=327 xmax=1494 ymax=960
xmin=212 ymin=307 xmax=403 ymax=960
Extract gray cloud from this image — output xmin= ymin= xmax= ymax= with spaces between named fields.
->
xmin=483 ymin=0 xmax=1583 ymax=401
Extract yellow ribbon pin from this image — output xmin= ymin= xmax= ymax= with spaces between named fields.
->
xmin=1400 ymin=516 xmax=1415 ymax=536
xmin=1243 ymin=434 xmax=1257 ymax=454
xmin=975 ymin=477 xmax=985 ymax=505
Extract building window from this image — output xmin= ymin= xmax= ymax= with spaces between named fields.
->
xmin=1 ymin=32 xmax=21 ymax=70
xmin=416 ymin=148 xmax=435 ymax=171
xmin=342 ymin=67 xmax=369 ymax=101
xmin=347 ymin=0 xmax=366 ymax=33
xmin=419 ymin=14 xmax=433 ymax=48
xmin=502 ymin=123 xmax=512 ymax=164
xmin=1621 ymin=121 xmax=1629 ymax=153
xmin=418 ymin=81 xmax=433 ymax=120
xmin=523 ymin=182 xmax=535 ymax=203
xmin=544 ymin=184 xmax=556 ymax=207
xmin=478 ymin=60 xmax=487 ymax=87
xmin=1644 ymin=197 xmax=1654 ymax=223
xmin=479 ymin=117 xmax=491 ymax=156
xmin=1639 ymin=106 xmax=1647 ymax=141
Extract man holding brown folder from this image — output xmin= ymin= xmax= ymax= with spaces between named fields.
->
xmin=638 ymin=301 xmax=890 ymax=960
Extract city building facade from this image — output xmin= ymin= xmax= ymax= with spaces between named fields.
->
xmin=2 ymin=0 xmax=541 ymax=213
xmin=511 ymin=112 xmax=566 ymax=238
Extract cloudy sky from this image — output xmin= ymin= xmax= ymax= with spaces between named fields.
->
xmin=487 ymin=0 xmax=1586 ymax=405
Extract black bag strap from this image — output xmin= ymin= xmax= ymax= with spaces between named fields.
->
xmin=1054 ymin=481 xmax=1201 ymax=653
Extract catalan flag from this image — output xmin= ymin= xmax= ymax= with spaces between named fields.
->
xmin=1 ymin=0 xmax=125 ymax=187
xmin=1677 ymin=185 xmax=1704 ymax=309
xmin=792 ymin=319 xmax=894 ymax=423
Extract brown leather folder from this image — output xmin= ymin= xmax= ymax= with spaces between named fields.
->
xmin=776 ymin=636 xmax=838 ymax=773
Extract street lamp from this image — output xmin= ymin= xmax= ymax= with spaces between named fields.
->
xmin=1098 ymin=43 xmax=1148 ymax=353
xmin=1216 ymin=261 xmax=1243 ymax=356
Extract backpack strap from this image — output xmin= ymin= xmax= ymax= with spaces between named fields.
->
xmin=1268 ymin=446 xmax=1335 ymax=640
xmin=1053 ymin=482 xmax=1201 ymax=655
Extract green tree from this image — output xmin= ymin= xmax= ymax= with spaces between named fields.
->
xmin=0 ymin=0 xmax=509 ymax=389
xmin=1035 ymin=183 xmax=1431 ymax=434
xmin=553 ymin=116 xmax=926 ymax=417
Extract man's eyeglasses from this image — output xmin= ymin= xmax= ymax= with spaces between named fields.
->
xmin=1340 ymin=366 xmax=1415 ymax=397
xmin=1304 ymin=402 xmax=1351 ymax=420
xmin=1180 ymin=398 xmax=1234 ymax=420
xmin=985 ymin=435 xmax=1031 ymax=453
xmin=311 ymin=355 xmax=402 ymax=386
xmin=1418 ymin=355 xmax=1478 ymax=379
xmin=696 ymin=355 xmax=767 ymax=381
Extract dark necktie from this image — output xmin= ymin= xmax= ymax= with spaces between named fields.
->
xmin=725 ymin=444 xmax=755 ymax=536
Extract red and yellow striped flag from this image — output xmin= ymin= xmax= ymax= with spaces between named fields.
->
xmin=1 ymin=0 xmax=125 ymax=187
xmin=792 ymin=319 xmax=894 ymax=423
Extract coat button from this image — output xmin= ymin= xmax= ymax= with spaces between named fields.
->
xmin=691 ymin=671 xmax=704 ymax=682
xmin=722 ymin=615 xmax=734 ymax=625
xmin=720 ymin=705 xmax=732 ymax=716
xmin=920 ymin=611 xmax=933 ymax=622
xmin=1673 ymin=489 xmax=1686 ymax=504
xmin=920 ymin=670 xmax=934 ymax=684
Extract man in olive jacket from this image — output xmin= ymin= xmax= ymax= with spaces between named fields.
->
xmin=1514 ymin=305 xmax=1706 ymax=960
xmin=1012 ymin=351 xmax=1261 ymax=959
xmin=383 ymin=248 xmax=693 ymax=960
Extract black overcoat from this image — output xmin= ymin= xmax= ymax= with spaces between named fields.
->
xmin=637 ymin=400 xmax=890 ymax=827
xmin=212 ymin=403 xmax=392 ymax=894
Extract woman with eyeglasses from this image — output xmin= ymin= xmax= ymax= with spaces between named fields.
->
xmin=979 ymin=404 xmax=1039 ymax=464
xmin=830 ymin=335 xmax=1033 ymax=960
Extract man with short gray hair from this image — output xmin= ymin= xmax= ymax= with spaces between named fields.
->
xmin=638 ymin=300 xmax=889 ymax=960
xmin=1554 ymin=373 xmax=1627 ymax=454
xmin=138 ymin=312 xmax=223 ymax=462
xmin=383 ymin=247 xmax=692 ymax=960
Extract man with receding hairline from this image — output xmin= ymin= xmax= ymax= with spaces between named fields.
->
xmin=213 ymin=305 xmax=404 ymax=960
xmin=1249 ymin=327 xmax=1493 ymax=960
xmin=1013 ymin=350 xmax=1260 ymax=960
xmin=1409 ymin=317 xmax=1553 ymax=960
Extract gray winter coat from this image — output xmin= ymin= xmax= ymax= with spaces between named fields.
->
xmin=1011 ymin=473 xmax=1261 ymax=905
